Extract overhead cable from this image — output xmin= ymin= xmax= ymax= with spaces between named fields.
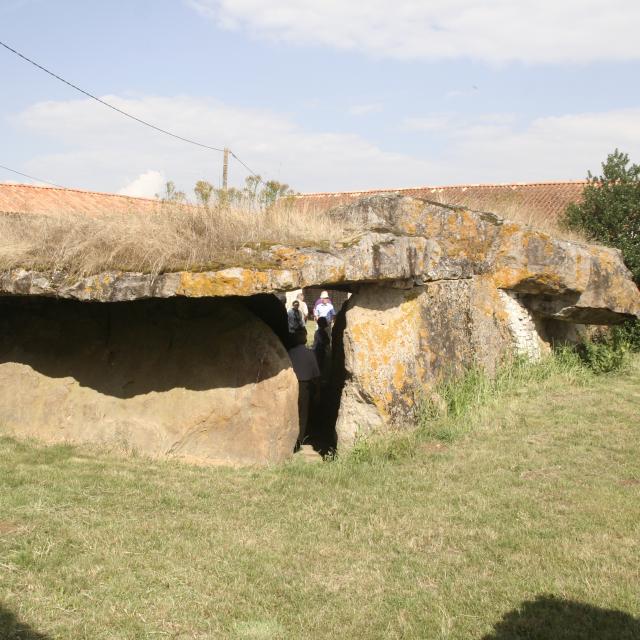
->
xmin=230 ymin=151 xmax=263 ymax=182
xmin=0 ymin=39 xmax=225 ymax=151
xmin=0 ymin=163 xmax=65 ymax=188
xmin=0 ymin=40 xmax=266 ymax=183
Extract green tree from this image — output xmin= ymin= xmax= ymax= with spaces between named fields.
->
xmin=242 ymin=175 xmax=262 ymax=205
xmin=214 ymin=186 xmax=243 ymax=208
xmin=194 ymin=180 xmax=214 ymax=207
xmin=259 ymin=180 xmax=294 ymax=209
xmin=157 ymin=180 xmax=186 ymax=204
xmin=564 ymin=149 xmax=640 ymax=282
xmin=563 ymin=149 xmax=640 ymax=349
xmin=192 ymin=175 xmax=295 ymax=211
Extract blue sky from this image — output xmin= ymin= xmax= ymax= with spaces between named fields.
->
xmin=2 ymin=0 xmax=640 ymax=198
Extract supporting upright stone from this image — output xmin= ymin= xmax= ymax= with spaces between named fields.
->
xmin=335 ymin=277 xmax=542 ymax=447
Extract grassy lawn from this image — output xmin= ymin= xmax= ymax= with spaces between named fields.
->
xmin=1 ymin=357 xmax=639 ymax=639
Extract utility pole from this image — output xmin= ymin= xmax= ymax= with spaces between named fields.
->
xmin=222 ymin=147 xmax=229 ymax=191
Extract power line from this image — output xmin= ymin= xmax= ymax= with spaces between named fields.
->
xmin=1 ymin=40 xmax=270 ymax=183
xmin=0 ymin=163 xmax=65 ymax=188
xmin=230 ymin=151 xmax=263 ymax=182
xmin=0 ymin=39 xmax=227 ymax=153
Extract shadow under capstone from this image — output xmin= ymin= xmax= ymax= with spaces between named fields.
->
xmin=0 ymin=295 xmax=290 ymax=398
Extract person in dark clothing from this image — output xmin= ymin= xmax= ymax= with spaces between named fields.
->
xmin=288 ymin=329 xmax=320 ymax=449
xmin=312 ymin=316 xmax=331 ymax=372
xmin=287 ymin=300 xmax=305 ymax=334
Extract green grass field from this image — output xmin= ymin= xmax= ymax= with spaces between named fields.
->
xmin=1 ymin=356 xmax=639 ymax=639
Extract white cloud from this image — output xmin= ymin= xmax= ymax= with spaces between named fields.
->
xmin=431 ymin=109 xmax=640 ymax=182
xmin=13 ymin=95 xmax=640 ymax=194
xmin=118 ymin=170 xmax=166 ymax=198
xmin=188 ymin=0 xmax=640 ymax=64
xmin=14 ymin=95 xmax=436 ymax=194
xmin=348 ymin=103 xmax=383 ymax=116
xmin=403 ymin=115 xmax=453 ymax=132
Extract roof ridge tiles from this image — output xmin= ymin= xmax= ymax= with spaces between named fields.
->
xmin=1 ymin=182 xmax=161 ymax=205
xmin=298 ymin=180 xmax=588 ymax=198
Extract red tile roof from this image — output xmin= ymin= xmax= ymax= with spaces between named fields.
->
xmin=1 ymin=181 xmax=588 ymax=223
xmin=298 ymin=181 xmax=587 ymax=222
xmin=0 ymin=183 xmax=164 ymax=216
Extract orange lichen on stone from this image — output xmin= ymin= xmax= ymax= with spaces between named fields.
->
xmin=473 ymin=276 xmax=508 ymax=322
xmin=177 ymin=269 xmax=271 ymax=297
xmin=325 ymin=264 xmax=347 ymax=284
xmin=393 ymin=362 xmax=406 ymax=395
xmin=270 ymin=246 xmax=309 ymax=269
xmin=345 ymin=290 xmax=427 ymax=422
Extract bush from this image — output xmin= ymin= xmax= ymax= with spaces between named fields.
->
xmin=562 ymin=149 xmax=640 ymax=354
xmin=578 ymin=332 xmax=629 ymax=374
xmin=563 ymin=149 xmax=640 ymax=283
xmin=613 ymin=319 xmax=640 ymax=353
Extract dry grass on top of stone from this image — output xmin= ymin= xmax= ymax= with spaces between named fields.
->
xmin=0 ymin=193 xmax=586 ymax=277
xmin=429 ymin=192 xmax=586 ymax=242
xmin=0 ymin=201 xmax=350 ymax=277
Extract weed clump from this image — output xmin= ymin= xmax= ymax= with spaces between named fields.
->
xmin=417 ymin=349 xmax=590 ymax=443
xmin=576 ymin=328 xmax=630 ymax=373
xmin=340 ymin=341 xmax=629 ymax=465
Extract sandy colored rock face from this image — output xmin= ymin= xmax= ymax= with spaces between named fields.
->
xmin=335 ymin=279 xmax=540 ymax=446
xmin=0 ymin=297 xmax=298 ymax=465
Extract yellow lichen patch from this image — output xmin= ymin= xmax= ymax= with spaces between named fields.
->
xmin=78 ymin=273 xmax=115 ymax=298
xmin=492 ymin=265 xmax=572 ymax=294
xmin=473 ymin=276 xmax=509 ymax=322
xmin=346 ymin=290 xmax=425 ymax=419
xmin=327 ymin=265 xmax=347 ymax=283
xmin=270 ymin=246 xmax=309 ymax=269
xmin=393 ymin=362 xmax=406 ymax=395
xmin=491 ymin=266 xmax=534 ymax=290
xmin=436 ymin=210 xmax=495 ymax=263
xmin=177 ymin=269 xmax=271 ymax=297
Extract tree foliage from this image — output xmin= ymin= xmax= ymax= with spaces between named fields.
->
xmin=157 ymin=181 xmax=186 ymax=204
xmin=259 ymin=180 xmax=294 ymax=209
xmin=563 ymin=149 xmax=640 ymax=350
xmin=194 ymin=180 xmax=214 ymax=206
xmin=191 ymin=176 xmax=294 ymax=210
xmin=564 ymin=149 xmax=640 ymax=283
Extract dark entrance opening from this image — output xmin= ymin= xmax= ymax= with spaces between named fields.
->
xmin=237 ymin=293 xmax=291 ymax=349
xmin=238 ymin=289 xmax=352 ymax=456
xmin=303 ymin=287 xmax=352 ymax=455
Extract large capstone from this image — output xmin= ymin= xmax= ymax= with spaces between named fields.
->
xmin=0 ymin=297 xmax=298 ymax=465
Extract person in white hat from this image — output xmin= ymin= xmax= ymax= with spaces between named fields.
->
xmin=313 ymin=290 xmax=335 ymax=324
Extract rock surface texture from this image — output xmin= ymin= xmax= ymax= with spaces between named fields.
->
xmin=1 ymin=194 xmax=639 ymax=458
xmin=0 ymin=298 xmax=298 ymax=465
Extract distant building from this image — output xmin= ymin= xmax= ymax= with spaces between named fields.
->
xmin=1 ymin=180 xmax=586 ymax=224
xmin=0 ymin=183 xmax=164 ymax=216
xmin=296 ymin=181 xmax=587 ymax=224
